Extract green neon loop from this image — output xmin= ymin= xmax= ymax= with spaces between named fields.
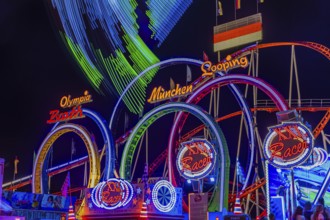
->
xmin=119 ymin=102 xmax=230 ymax=211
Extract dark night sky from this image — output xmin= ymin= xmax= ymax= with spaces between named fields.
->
xmin=0 ymin=0 xmax=329 ymax=188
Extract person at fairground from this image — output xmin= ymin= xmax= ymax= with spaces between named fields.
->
xmin=269 ymin=213 xmax=275 ymax=220
xmin=317 ymin=198 xmax=330 ymax=218
xmin=311 ymin=204 xmax=329 ymax=220
xmin=304 ymin=201 xmax=313 ymax=220
xmin=292 ymin=206 xmax=305 ymax=220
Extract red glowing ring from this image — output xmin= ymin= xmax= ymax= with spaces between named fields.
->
xmin=176 ymin=138 xmax=216 ymax=180
xmin=263 ymin=122 xmax=314 ymax=169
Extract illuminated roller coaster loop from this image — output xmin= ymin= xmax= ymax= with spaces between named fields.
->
xmin=109 ymin=40 xmax=328 ymax=128
xmin=119 ymin=102 xmax=229 ymax=212
xmin=76 ymin=108 xmax=115 ymax=180
xmin=167 ymin=74 xmax=288 ymax=211
xmin=108 ymin=58 xmax=251 ymax=193
xmin=109 ymin=57 xmax=288 ymax=211
xmin=49 ymin=108 xmax=115 ymax=180
xmin=32 ymin=123 xmax=100 ymax=194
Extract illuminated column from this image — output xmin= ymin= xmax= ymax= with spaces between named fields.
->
xmin=0 ymin=158 xmax=4 ymax=197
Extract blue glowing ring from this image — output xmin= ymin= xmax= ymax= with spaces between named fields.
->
xmin=152 ymin=180 xmax=176 ymax=212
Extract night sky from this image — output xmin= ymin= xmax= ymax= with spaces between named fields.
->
xmin=0 ymin=0 xmax=329 ymax=191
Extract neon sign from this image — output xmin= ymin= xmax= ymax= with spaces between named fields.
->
xmin=60 ymin=90 xmax=93 ymax=108
xmin=176 ymin=138 xmax=216 ymax=180
xmin=201 ymin=55 xmax=248 ymax=77
xmin=147 ymin=84 xmax=192 ymax=103
xmin=47 ymin=91 xmax=92 ymax=124
xmin=152 ymin=180 xmax=177 ymax=213
xmin=263 ymin=122 xmax=314 ymax=169
xmin=91 ymin=179 xmax=133 ymax=210
xmin=47 ymin=105 xmax=84 ymax=124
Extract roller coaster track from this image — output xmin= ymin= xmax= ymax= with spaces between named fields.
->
xmin=313 ymin=108 xmax=330 ymax=139
xmin=148 ymin=107 xmax=330 ymax=176
xmin=4 ymin=41 xmax=329 ymax=192
xmin=228 ymin=178 xmax=266 ymax=204
xmin=4 ymin=106 xmax=330 ymax=191
xmin=4 ymin=154 xmax=91 ymax=191
xmin=231 ymin=42 xmax=330 ymax=61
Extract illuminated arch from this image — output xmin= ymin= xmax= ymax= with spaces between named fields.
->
xmin=120 ymin=102 xmax=229 ymax=211
xmin=167 ymin=74 xmax=288 ymax=211
xmin=168 ymin=74 xmax=288 ymax=182
xmin=109 ymin=57 xmax=288 ymax=128
xmin=32 ymin=123 xmax=100 ymax=193
xmin=51 ymin=108 xmax=115 ymax=180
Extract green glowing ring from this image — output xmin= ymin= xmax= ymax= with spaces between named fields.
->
xmin=119 ymin=102 xmax=229 ymax=211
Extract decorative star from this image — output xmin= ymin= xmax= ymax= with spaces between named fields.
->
xmin=88 ymin=203 xmax=93 ymax=208
xmin=87 ymin=193 xmax=91 ymax=199
xmin=146 ymin=187 xmax=151 ymax=195
xmin=133 ymin=198 xmax=137 ymax=205
xmin=146 ymin=198 xmax=150 ymax=205
xmin=137 ymin=187 xmax=142 ymax=194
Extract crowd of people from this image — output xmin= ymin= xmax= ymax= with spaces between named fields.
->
xmin=291 ymin=198 xmax=330 ymax=220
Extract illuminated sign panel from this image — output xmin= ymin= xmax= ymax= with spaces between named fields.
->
xmin=151 ymin=180 xmax=177 ymax=213
xmin=60 ymin=90 xmax=93 ymax=108
xmin=176 ymin=138 xmax=216 ymax=180
xmin=201 ymin=55 xmax=248 ymax=77
xmin=263 ymin=122 xmax=314 ymax=169
xmin=147 ymin=84 xmax=192 ymax=103
xmin=91 ymin=178 xmax=133 ymax=210
xmin=47 ymin=90 xmax=92 ymax=124
xmin=147 ymin=56 xmax=248 ymax=103
xmin=47 ymin=105 xmax=84 ymax=124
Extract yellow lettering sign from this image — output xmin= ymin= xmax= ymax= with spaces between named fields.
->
xmin=147 ymin=84 xmax=193 ymax=103
xmin=201 ymin=55 xmax=248 ymax=76
xmin=60 ymin=90 xmax=93 ymax=108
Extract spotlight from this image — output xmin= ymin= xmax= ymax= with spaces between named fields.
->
xmin=187 ymin=179 xmax=191 ymax=184
xmin=210 ymin=177 xmax=215 ymax=182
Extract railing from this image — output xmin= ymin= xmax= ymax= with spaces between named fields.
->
xmin=256 ymin=99 xmax=330 ymax=108
xmin=214 ymin=13 xmax=261 ymax=34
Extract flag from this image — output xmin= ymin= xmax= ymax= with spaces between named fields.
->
xmin=124 ymin=112 xmax=129 ymax=131
xmin=14 ymin=156 xmax=19 ymax=175
xmin=71 ymin=139 xmax=76 ymax=156
xmin=141 ymin=163 xmax=150 ymax=201
xmin=218 ymin=1 xmax=223 ymax=16
xmin=203 ymin=51 xmax=209 ymax=61
xmin=235 ymin=0 xmax=241 ymax=9
xmin=236 ymin=160 xmax=246 ymax=184
xmin=170 ymin=78 xmax=175 ymax=90
xmin=33 ymin=151 xmax=36 ymax=165
xmin=61 ymin=172 xmax=71 ymax=197
xmin=213 ymin=13 xmax=262 ymax=52
xmin=141 ymin=163 xmax=149 ymax=186
xmin=186 ymin=65 xmax=192 ymax=83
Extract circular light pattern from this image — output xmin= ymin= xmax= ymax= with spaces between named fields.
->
xmin=263 ymin=122 xmax=314 ymax=169
xmin=91 ymin=182 xmax=104 ymax=208
xmin=152 ymin=180 xmax=176 ymax=212
xmin=298 ymin=147 xmax=329 ymax=170
xmin=122 ymin=180 xmax=134 ymax=207
xmin=91 ymin=178 xmax=133 ymax=210
xmin=176 ymin=138 xmax=216 ymax=180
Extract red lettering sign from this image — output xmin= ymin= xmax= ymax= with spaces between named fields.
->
xmin=176 ymin=139 xmax=216 ymax=180
xmin=101 ymin=181 xmax=123 ymax=206
xmin=263 ymin=122 xmax=314 ymax=169
xmin=47 ymin=105 xmax=85 ymax=124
